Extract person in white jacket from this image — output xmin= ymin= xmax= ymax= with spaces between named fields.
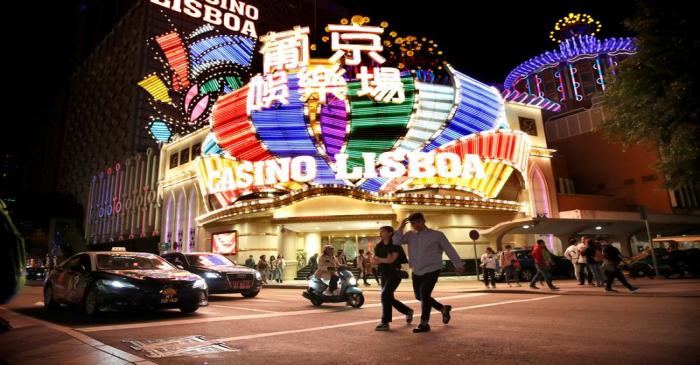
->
xmin=564 ymin=238 xmax=582 ymax=282
xmin=480 ymin=247 xmax=498 ymax=288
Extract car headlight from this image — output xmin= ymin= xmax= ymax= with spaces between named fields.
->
xmin=254 ymin=271 xmax=262 ymax=280
xmin=348 ymin=277 xmax=357 ymax=286
xmin=204 ymin=272 xmax=221 ymax=279
xmin=193 ymin=278 xmax=208 ymax=290
xmin=102 ymin=279 xmax=138 ymax=289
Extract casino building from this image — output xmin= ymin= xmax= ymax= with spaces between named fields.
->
xmin=153 ymin=17 xmax=563 ymax=279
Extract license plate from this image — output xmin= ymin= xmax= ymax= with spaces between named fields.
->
xmin=232 ymin=281 xmax=252 ymax=289
xmin=160 ymin=288 xmax=178 ymax=303
xmin=160 ymin=296 xmax=178 ymax=304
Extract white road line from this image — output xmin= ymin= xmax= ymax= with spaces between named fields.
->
xmin=77 ymin=293 xmax=485 ymax=333
xmin=160 ymin=295 xmax=562 ymax=346
xmin=210 ymin=305 xmax=278 ymax=313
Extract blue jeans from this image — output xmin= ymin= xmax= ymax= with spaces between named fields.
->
xmin=588 ymin=262 xmax=604 ymax=285
xmin=503 ymin=265 xmax=519 ymax=284
xmin=530 ymin=264 xmax=555 ymax=288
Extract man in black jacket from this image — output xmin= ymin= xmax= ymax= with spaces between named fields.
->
xmin=602 ymin=242 xmax=639 ymax=292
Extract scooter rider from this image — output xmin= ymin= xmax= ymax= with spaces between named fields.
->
xmin=315 ymin=245 xmax=340 ymax=296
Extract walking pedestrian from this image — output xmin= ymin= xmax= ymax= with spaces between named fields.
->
xmin=373 ymin=226 xmax=413 ymax=331
xmin=275 ymin=255 xmax=285 ymax=283
xmin=244 ymin=255 xmax=256 ymax=269
xmin=393 ymin=213 xmax=466 ymax=333
xmin=576 ymin=238 xmax=593 ymax=285
xmin=257 ymin=255 xmax=269 ymax=284
xmin=356 ymin=249 xmax=370 ymax=285
xmin=365 ymin=251 xmax=379 ymax=284
xmin=499 ymin=244 xmax=521 ymax=287
xmin=307 ymin=253 xmax=318 ymax=280
xmin=480 ymin=247 xmax=497 ymax=288
xmin=529 ymin=240 xmax=559 ymax=290
xmin=564 ymin=238 xmax=582 ymax=282
xmin=602 ymin=242 xmax=639 ymax=292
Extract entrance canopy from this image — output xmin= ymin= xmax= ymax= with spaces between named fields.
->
xmin=482 ymin=210 xmax=700 ymax=246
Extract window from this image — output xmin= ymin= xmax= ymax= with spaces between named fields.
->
xmin=518 ymin=117 xmax=538 ymax=136
xmin=169 ymin=153 xmax=179 ymax=169
xmin=180 ymin=148 xmax=190 ymax=164
xmin=192 ymin=143 xmax=202 ymax=158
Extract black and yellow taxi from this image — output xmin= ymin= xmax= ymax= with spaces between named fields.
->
xmin=43 ymin=248 xmax=208 ymax=317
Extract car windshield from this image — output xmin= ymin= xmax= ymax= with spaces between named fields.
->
xmin=96 ymin=254 xmax=175 ymax=271
xmin=187 ymin=254 xmax=234 ymax=267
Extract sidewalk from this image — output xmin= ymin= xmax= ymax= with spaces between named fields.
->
xmin=0 ymin=307 xmax=156 ymax=365
xmin=264 ymin=277 xmax=700 ymax=297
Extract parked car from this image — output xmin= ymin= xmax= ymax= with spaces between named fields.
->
xmin=494 ymin=248 xmax=574 ymax=282
xmin=43 ymin=248 xmax=208 ymax=317
xmin=625 ymin=246 xmax=700 ymax=279
xmin=161 ymin=252 xmax=263 ymax=297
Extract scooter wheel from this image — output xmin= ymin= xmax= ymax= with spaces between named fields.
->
xmin=347 ymin=293 xmax=364 ymax=308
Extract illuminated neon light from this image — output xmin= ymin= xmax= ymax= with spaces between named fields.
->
xmin=501 ymin=90 xmax=562 ymax=113
xmin=568 ymin=63 xmax=583 ymax=101
xmin=210 ymin=85 xmax=273 ymax=161
xmin=138 ymin=74 xmax=172 ymax=104
xmin=594 ymin=57 xmax=606 ymax=90
xmin=504 ymin=35 xmax=636 ymax=90
xmin=344 ymin=76 xmax=416 ymax=168
xmin=395 ymin=81 xmax=454 ymax=153
xmin=424 ymin=65 xmax=507 ymax=152
xmin=156 ymin=32 xmax=190 ymax=91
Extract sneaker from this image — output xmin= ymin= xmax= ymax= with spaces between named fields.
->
xmin=441 ymin=305 xmax=452 ymax=324
xmin=413 ymin=324 xmax=431 ymax=333
xmin=375 ymin=322 xmax=390 ymax=331
xmin=529 ymin=284 xmax=539 ymax=289
xmin=605 ymin=288 xmax=618 ymax=292
xmin=405 ymin=310 xmax=414 ymax=324
xmin=629 ymin=287 xmax=639 ymax=292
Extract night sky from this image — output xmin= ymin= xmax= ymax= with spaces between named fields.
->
xmin=4 ymin=0 xmax=638 ymax=197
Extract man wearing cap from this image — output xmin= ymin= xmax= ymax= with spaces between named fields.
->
xmin=393 ymin=212 xmax=466 ymax=333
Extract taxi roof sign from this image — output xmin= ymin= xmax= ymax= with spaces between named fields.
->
xmin=111 ymin=247 xmax=127 ymax=252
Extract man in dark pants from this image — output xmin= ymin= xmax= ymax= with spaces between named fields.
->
xmin=602 ymin=242 xmax=639 ymax=292
xmin=393 ymin=213 xmax=466 ymax=333
xmin=373 ymin=226 xmax=413 ymax=331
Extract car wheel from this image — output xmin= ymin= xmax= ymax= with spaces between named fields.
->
xmin=44 ymin=285 xmax=59 ymax=310
xmin=347 ymin=293 xmax=364 ymax=308
xmin=242 ymin=290 xmax=259 ymax=298
xmin=179 ymin=304 xmax=199 ymax=313
xmin=520 ymin=269 xmax=534 ymax=282
xmin=83 ymin=286 xmax=100 ymax=318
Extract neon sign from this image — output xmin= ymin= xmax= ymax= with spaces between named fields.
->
xmin=150 ymin=0 xmax=259 ymax=37
xmin=195 ymin=23 xmax=529 ymax=207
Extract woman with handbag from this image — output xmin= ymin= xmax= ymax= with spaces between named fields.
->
xmin=499 ymin=244 xmax=521 ymax=287
xmin=372 ymin=226 xmax=413 ymax=331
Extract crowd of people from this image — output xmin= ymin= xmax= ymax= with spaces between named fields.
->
xmin=245 ymin=254 xmax=286 ymax=284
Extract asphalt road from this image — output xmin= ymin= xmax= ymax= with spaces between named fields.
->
xmin=2 ymin=285 xmax=700 ymax=365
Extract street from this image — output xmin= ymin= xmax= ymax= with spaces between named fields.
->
xmin=2 ymin=280 xmax=700 ymax=365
